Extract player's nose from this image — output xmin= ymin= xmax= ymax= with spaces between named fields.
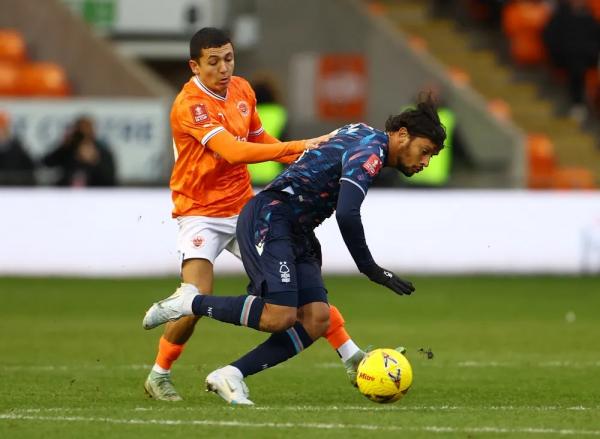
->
xmin=218 ymin=61 xmax=229 ymax=73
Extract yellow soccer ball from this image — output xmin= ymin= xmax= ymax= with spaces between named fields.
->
xmin=356 ymin=348 xmax=413 ymax=403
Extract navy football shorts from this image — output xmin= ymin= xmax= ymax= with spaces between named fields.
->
xmin=236 ymin=191 xmax=328 ymax=308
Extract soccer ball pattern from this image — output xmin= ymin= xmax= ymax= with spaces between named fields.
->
xmin=356 ymin=348 xmax=413 ymax=403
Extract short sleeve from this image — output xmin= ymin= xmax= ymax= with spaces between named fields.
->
xmin=248 ymin=109 xmax=264 ymax=138
xmin=247 ymin=88 xmax=264 ymax=139
xmin=177 ymin=100 xmax=225 ymax=146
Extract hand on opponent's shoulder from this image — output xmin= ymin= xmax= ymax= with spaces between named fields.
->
xmin=304 ymin=132 xmax=334 ymax=150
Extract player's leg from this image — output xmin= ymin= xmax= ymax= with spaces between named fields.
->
xmin=206 ymin=229 xmax=329 ymax=405
xmin=194 ymin=194 xmax=302 ymax=334
xmin=144 ymin=259 xmax=212 ymax=401
xmin=224 ymin=272 xmax=330 ymax=379
xmin=143 ymin=195 xmax=299 ymax=333
xmin=300 ymin=230 xmax=367 ymax=383
xmin=191 ymin=194 xmax=299 ymax=332
xmin=206 ymin=299 xmax=328 ymax=406
xmin=324 ymin=305 xmax=407 ymax=386
xmin=143 ymin=281 xmax=300 ymax=331
xmin=144 ymin=216 xmax=231 ymax=401
xmin=324 ymin=304 xmax=365 ymax=386
xmin=203 ymin=194 xmax=318 ymax=404
xmin=164 ymin=258 xmax=214 ymax=343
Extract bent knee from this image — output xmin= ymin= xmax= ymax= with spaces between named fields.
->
xmin=299 ymin=304 xmax=330 ymax=339
xmin=312 ymin=314 xmax=330 ymax=338
xmin=266 ymin=313 xmax=297 ymax=332
xmin=260 ymin=304 xmax=297 ymax=332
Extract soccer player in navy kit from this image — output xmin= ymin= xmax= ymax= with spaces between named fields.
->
xmin=143 ymin=98 xmax=446 ymax=405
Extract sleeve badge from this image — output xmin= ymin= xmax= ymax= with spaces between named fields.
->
xmin=362 ymin=153 xmax=383 ymax=176
xmin=190 ymin=104 xmax=209 ymax=124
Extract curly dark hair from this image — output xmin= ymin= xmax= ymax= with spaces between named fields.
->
xmin=385 ymin=94 xmax=446 ymax=151
xmin=189 ymin=27 xmax=232 ymax=60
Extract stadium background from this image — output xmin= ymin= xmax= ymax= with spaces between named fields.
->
xmin=1 ymin=1 xmax=599 ymax=437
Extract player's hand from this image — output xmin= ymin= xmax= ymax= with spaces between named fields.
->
xmin=304 ymin=133 xmax=332 ymax=150
xmin=362 ymin=265 xmax=415 ymax=295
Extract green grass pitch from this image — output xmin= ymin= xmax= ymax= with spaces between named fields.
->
xmin=1 ymin=275 xmax=599 ymax=438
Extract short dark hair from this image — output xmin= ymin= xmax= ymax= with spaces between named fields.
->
xmin=385 ymin=94 xmax=446 ymax=150
xmin=189 ymin=27 xmax=232 ymax=60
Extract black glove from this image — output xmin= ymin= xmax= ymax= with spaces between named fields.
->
xmin=362 ymin=264 xmax=415 ymax=295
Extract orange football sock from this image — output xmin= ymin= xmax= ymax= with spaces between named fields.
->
xmin=325 ymin=305 xmax=351 ymax=350
xmin=155 ymin=336 xmax=185 ymax=371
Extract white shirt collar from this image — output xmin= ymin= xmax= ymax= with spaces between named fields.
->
xmin=193 ymin=76 xmax=227 ymax=101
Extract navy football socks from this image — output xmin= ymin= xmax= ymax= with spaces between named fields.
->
xmin=231 ymin=322 xmax=314 ymax=377
xmin=191 ymin=294 xmax=264 ymax=329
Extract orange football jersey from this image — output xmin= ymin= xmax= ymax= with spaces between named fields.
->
xmin=170 ymin=76 xmax=304 ymax=218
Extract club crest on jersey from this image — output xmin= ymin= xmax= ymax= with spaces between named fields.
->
xmin=192 ymin=235 xmax=204 ymax=248
xmin=237 ymin=101 xmax=249 ymax=117
xmin=279 ymin=261 xmax=291 ymax=283
xmin=190 ymin=104 xmax=209 ymax=124
xmin=362 ymin=153 xmax=382 ymax=176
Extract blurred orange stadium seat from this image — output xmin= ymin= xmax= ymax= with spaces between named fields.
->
xmin=502 ymin=1 xmax=551 ymax=65
xmin=17 ymin=62 xmax=71 ymax=96
xmin=0 ymin=29 xmax=27 ymax=64
xmin=447 ymin=66 xmax=470 ymax=86
xmin=527 ymin=133 xmax=556 ymax=188
xmin=408 ymin=35 xmax=428 ymax=53
xmin=366 ymin=1 xmax=386 ymax=16
xmin=509 ymin=35 xmax=547 ymax=65
xmin=0 ymin=62 xmax=20 ymax=95
xmin=488 ymin=98 xmax=512 ymax=121
xmin=552 ymin=167 xmax=596 ymax=190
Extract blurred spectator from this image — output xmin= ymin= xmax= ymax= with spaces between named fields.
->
xmin=0 ymin=111 xmax=36 ymax=186
xmin=247 ymin=76 xmax=289 ymax=186
xmin=42 ymin=115 xmax=116 ymax=186
xmin=543 ymin=0 xmax=600 ymax=121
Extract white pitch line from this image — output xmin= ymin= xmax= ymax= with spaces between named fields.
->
xmin=0 ymin=364 xmax=153 ymax=372
xmin=456 ymin=361 xmax=600 ymax=368
xmin=2 ymin=360 xmax=599 ymax=372
xmin=11 ymin=405 xmax=600 ymax=414
xmin=457 ymin=361 xmax=514 ymax=367
xmin=1 ymin=413 xmax=600 ymax=436
xmin=252 ymin=405 xmax=599 ymax=412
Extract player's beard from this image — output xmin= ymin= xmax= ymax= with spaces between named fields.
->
xmin=398 ymin=164 xmax=414 ymax=177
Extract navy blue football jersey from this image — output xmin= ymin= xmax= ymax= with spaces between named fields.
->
xmin=265 ymin=123 xmax=388 ymax=231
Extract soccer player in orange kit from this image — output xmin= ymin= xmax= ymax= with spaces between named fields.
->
xmin=144 ymin=27 xmax=366 ymax=401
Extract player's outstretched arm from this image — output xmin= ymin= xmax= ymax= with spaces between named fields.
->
xmin=335 ymin=181 xmax=415 ymax=296
xmin=206 ymin=130 xmax=307 ymax=165
xmin=275 ymin=133 xmax=332 ymax=164
xmin=249 ymin=130 xmax=333 ymax=164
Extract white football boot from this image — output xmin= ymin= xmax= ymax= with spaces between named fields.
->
xmin=144 ymin=370 xmax=183 ymax=401
xmin=142 ymin=283 xmax=199 ymax=330
xmin=205 ymin=366 xmax=254 ymax=405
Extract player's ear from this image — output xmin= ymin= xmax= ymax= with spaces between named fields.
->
xmin=396 ymin=127 xmax=410 ymax=145
xmin=189 ymin=59 xmax=200 ymax=75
